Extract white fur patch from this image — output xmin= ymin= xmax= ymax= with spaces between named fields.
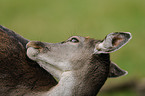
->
xmin=45 ymin=71 xmax=75 ymax=96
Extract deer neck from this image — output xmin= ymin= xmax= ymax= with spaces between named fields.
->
xmin=41 ymin=54 xmax=110 ymax=96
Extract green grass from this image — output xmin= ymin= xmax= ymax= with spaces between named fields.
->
xmin=0 ymin=0 xmax=145 ymax=95
xmin=99 ymin=89 xmax=138 ymax=96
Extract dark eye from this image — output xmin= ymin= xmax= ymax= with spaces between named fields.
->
xmin=69 ymin=38 xmax=79 ymax=43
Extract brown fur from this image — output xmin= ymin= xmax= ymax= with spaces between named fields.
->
xmin=0 ymin=26 xmax=57 ymax=96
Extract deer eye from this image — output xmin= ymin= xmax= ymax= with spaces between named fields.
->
xmin=69 ymin=38 xmax=79 ymax=43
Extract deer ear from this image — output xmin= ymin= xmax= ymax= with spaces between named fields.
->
xmin=108 ymin=62 xmax=128 ymax=78
xmin=94 ymin=32 xmax=132 ymax=54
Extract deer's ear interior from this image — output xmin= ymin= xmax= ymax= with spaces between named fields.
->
xmin=108 ymin=62 xmax=128 ymax=78
xmin=94 ymin=32 xmax=132 ymax=54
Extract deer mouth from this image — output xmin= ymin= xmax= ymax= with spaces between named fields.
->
xmin=26 ymin=41 xmax=51 ymax=60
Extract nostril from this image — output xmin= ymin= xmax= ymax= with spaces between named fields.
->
xmin=46 ymin=46 xmax=51 ymax=50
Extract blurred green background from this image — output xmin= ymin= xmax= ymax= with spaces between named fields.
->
xmin=0 ymin=0 xmax=144 ymax=95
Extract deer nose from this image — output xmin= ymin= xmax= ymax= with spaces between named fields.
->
xmin=26 ymin=41 xmax=50 ymax=52
xmin=26 ymin=41 xmax=44 ymax=49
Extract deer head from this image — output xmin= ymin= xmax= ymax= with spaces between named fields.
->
xmin=26 ymin=32 xmax=131 ymax=96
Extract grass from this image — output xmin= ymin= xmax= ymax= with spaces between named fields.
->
xmin=0 ymin=0 xmax=145 ymax=95
xmin=99 ymin=89 xmax=138 ymax=96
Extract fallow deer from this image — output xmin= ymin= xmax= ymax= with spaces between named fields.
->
xmin=26 ymin=32 xmax=132 ymax=96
